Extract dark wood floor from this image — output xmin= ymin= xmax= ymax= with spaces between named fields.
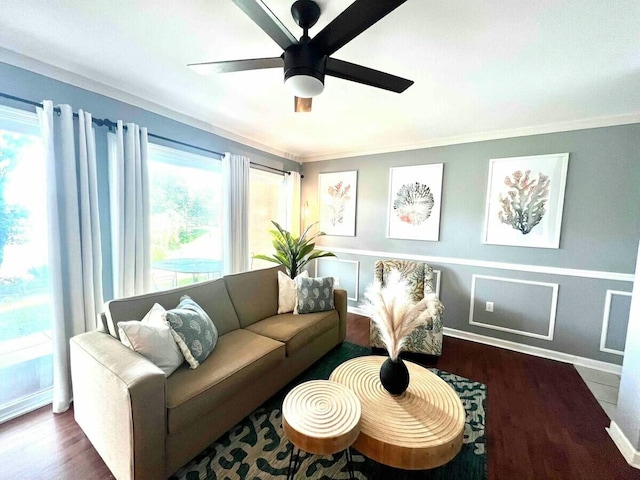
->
xmin=1 ymin=313 xmax=639 ymax=479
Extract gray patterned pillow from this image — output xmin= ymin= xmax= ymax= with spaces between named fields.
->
xmin=296 ymin=276 xmax=335 ymax=314
xmin=165 ymin=295 xmax=218 ymax=369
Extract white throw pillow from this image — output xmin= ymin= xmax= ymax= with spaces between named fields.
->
xmin=277 ymin=270 xmax=309 ymax=314
xmin=118 ymin=303 xmax=184 ymax=376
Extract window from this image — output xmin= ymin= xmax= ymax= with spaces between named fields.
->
xmin=249 ymin=168 xmax=286 ymax=270
xmin=148 ymin=144 xmax=223 ymax=290
xmin=0 ymin=105 xmax=53 ymax=423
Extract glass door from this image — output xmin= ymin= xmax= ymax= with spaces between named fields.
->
xmin=0 ymin=105 xmax=52 ymax=423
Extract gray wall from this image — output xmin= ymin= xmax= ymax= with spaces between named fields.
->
xmin=0 ymin=61 xmax=300 ymax=300
xmin=303 ymin=124 xmax=640 ymax=365
xmin=615 ymin=240 xmax=640 ymax=451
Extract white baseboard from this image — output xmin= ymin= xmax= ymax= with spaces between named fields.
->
xmin=347 ymin=306 xmax=622 ymax=375
xmin=443 ymin=327 xmax=622 ymax=375
xmin=607 ymin=421 xmax=640 ymax=469
xmin=349 ymin=306 xmax=368 ymax=316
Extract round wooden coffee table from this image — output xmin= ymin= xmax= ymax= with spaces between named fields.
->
xmin=282 ymin=380 xmax=361 ymax=479
xmin=329 ymin=355 xmax=465 ymax=470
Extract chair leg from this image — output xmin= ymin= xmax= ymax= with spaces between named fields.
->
xmin=346 ymin=447 xmax=355 ymax=479
xmin=286 ymin=445 xmax=301 ymax=480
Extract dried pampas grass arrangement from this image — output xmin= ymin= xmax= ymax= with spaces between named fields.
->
xmin=364 ymin=270 xmax=443 ymax=360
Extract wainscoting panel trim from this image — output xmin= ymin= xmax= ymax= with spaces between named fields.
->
xmin=433 ymin=269 xmax=441 ymax=297
xmin=318 ymin=246 xmax=634 ymax=282
xmin=315 ymin=258 xmax=360 ymax=302
xmin=600 ymin=290 xmax=632 ymax=356
xmin=468 ymin=274 xmax=558 ymax=341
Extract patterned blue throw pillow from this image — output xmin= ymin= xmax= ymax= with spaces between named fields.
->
xmin=165 ymin=295 xmax=218 ymax=369
xmin=296 ymin=276 xmax=335 ymax=314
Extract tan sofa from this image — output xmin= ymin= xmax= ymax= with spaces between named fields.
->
xmin=70 ymin=265 xmax=347 ymax=480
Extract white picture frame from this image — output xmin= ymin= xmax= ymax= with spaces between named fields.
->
xmin=483 ymin=153 xmax=569 ymax=249
xmin=387 ymin=163 xmax=444 ymax=241
xmin=318 ymin=170 xmax=357 ymax=236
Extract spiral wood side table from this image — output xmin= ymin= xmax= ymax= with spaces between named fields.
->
xmin=282 ymin=380 xmax=362 ymax=479
xmin=329 ymin=355 xmax=465 ymax=470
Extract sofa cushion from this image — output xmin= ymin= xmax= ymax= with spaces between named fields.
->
xmin=165 ymin=296 xmax=218 ymax=369
xmin=117 ymin=309 xmax=184 ymax=377
xmin=296 ymin=276 xmax=335 ymax=314
xmin=277 ymin=270 xmax=308 ymax=314
xmin=224 ymin=265 xmax=283 ymax=328
xmin=104 ymin=276 xmax=241 ymax=339
xmin=166 ymin=329 xmax=285 ymax=434
xmin=244 ymin=310 xmax=338 ymax=356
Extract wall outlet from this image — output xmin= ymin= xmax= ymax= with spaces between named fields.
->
xmin=485 ymin=301 xmax=494 ymax=312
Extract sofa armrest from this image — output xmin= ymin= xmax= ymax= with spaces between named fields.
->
xmin=334 ymin=288 xmax=347 ymax=342
xmin=70 ymin=331 xmax=166 ymax=480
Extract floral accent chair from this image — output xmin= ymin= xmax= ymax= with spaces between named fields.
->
xmin=370 ymin=260 xmax=444 ymax=356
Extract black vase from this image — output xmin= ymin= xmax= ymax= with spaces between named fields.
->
xmin=379 ymin=357 xmax=410 ymax=395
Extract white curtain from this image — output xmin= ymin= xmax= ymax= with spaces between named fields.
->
xmin=222 ymin=152 xmax=250 ymax=274
xmin=285 ymin=171 xmax=301 ymax=237
xmin=107 ymin=121 xmax=151 ymax=298
xmin=37 ymin=101 xmax=104 ymax=413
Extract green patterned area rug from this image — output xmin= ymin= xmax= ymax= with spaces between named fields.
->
xmin=170 ymin=342 xmax=487 ymax=480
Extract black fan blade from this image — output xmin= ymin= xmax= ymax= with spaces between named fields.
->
xmin=326 ymin=58 xmax=413 ymax=93
xmin=309 ymin=0 xmax=408 ymax=56
xmin=188 ymin=57 xmax=283 ymax=75
xmin=294 ymin=97 xmax=312 ymax=112
xmin=232 ymin=0 xmax=298 ymax=50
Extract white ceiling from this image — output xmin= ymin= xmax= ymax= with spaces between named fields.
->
xmin=0 ymin=0 xmax=638 ymax=162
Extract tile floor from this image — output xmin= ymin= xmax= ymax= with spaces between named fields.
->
xmin=575 ymin=365 xmax=621 ymax=420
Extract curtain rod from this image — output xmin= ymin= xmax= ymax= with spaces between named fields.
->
xmin=0 ymin=91 xmax=291 ymax=176
xmin=250 ymin=162 xmax=291 ymax=175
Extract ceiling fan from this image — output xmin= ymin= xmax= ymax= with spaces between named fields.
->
xmin=188 ymin=0 xmax=414 ymax=112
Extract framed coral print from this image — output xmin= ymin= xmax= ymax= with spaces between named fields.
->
xmin=387 ymin=163 xmax=444 ymax=241
xmin=318 ymin=171 xmax=357 ymax=236
xmin=483 ymin=153 xmax=569 ymax=249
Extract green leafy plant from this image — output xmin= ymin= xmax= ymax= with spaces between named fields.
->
xmin=253 ymin=221 xmax=336 ymax=278
xmin=0 ymin=133 xmax=31 ymax=268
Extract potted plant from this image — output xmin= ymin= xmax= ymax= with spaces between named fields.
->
xmin=364 ymin=270 xmax=444 ymax=395
xmin=253 ymin=221 xmax=336 ymax=278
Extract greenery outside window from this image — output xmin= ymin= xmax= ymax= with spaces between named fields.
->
xmin=148 ymin=144 xmax=223 ymax=290
xmin=0 ymin=105 xmax=53 ymax=423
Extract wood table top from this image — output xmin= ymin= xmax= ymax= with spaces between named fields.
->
xmin=329 ymin=355 xmax=465 ymax=470
xmin=282 ymin=380 xmax=361 ymax=456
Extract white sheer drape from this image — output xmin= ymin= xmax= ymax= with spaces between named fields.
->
xmin=37 ymin=101 xmax=104 ymax=413
xmin=222 ymin=152 xmax=250 ymax=274
xmin=285 ymin=171 xmax=301 ymax=237
xmin=107 ymin=122 xmax=151 ymax=298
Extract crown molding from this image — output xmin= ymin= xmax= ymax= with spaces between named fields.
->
xmin=0 ymin=47 xmax=298 ymax=162
xmin=300 ymin=113 xmax=640 ymax=162
xmin=3 ymin=47 xmax=638 ymax=165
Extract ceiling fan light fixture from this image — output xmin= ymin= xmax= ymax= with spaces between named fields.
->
xmin=285 ymin=74 xmax=324 ymax=97
xmin=192 ymin=0 xmax=413 ymax=107
xmin=283 ymin=43 xmax=326 ymax=98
